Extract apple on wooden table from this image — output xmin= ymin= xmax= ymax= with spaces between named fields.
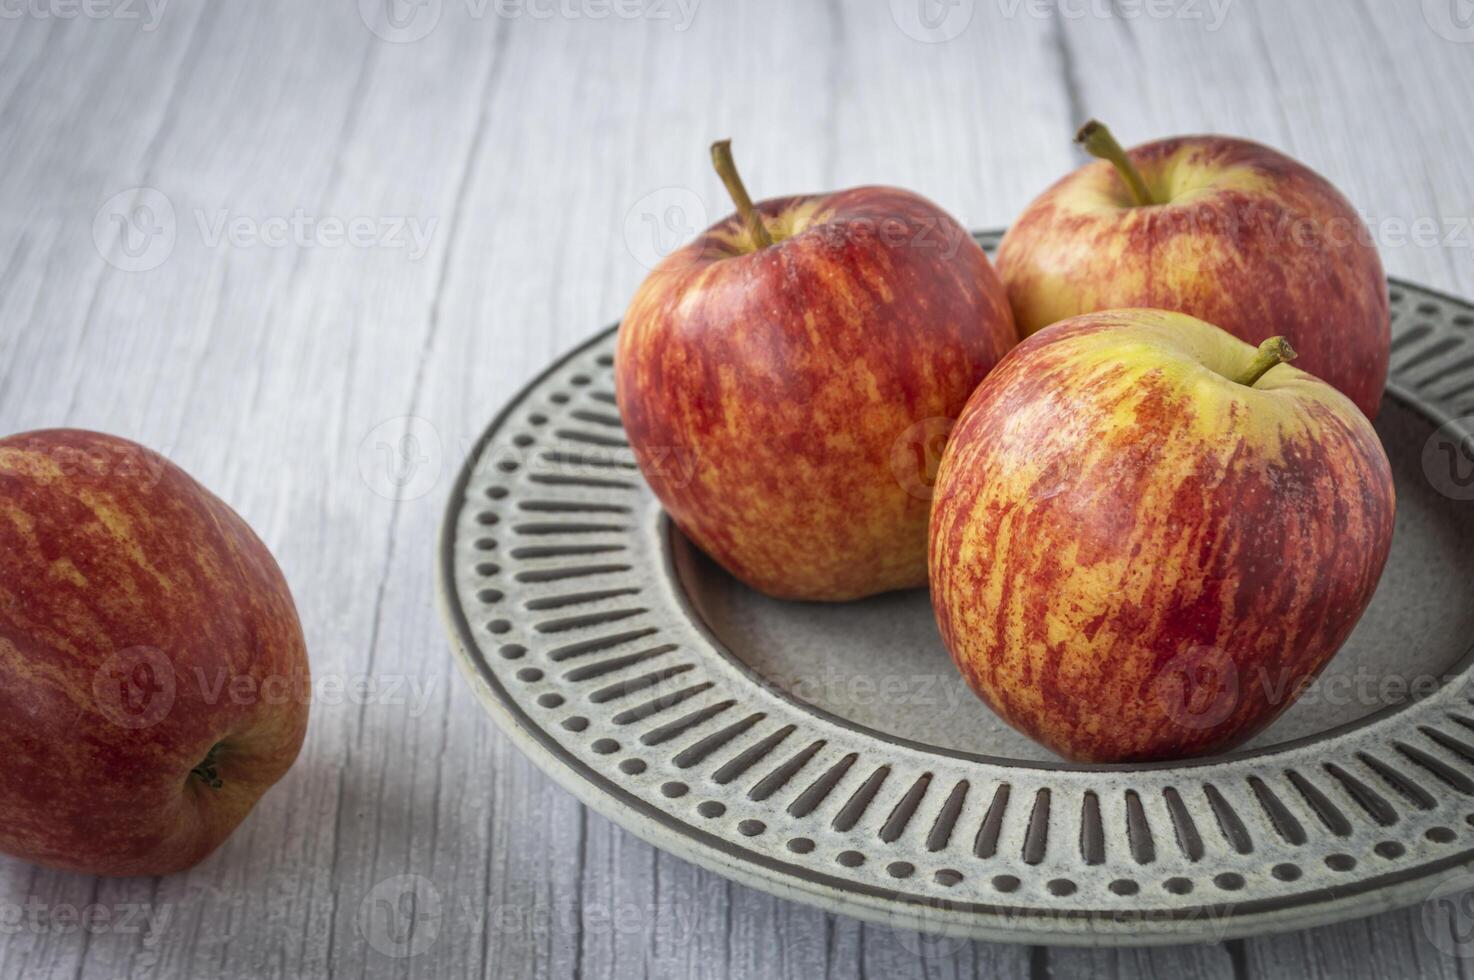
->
xmin=616 ymin=140 xmax=1018 ymax=601
xmin=928 ymin=310 xmax=1396 ymax=763
xmin=0 ymin=429 xmax=310 ymax=876
xmin=996 ymin=121 xmax=1389 ymax=419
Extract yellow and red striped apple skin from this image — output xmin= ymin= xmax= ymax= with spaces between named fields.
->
xmin=929 ymin=311 xmax=1395 ymax=762
xmin=616 ymin=188 xmax=1017 ymax=601
xmin=0 ymin=429 xmax=309 ymax=876
xmin=996 ymin=136 xmax=1389 ymax=419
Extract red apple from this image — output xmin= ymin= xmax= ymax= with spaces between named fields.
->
xmin=928 ymin=310 xmax=1395 ymax=762
xmin=996 ymin=121 xmax=1389 ymax=419
xmin=0 ymin=429 xmax=309 ymax=876
xmin=616 ymin=141 xmax=1017 ymax=600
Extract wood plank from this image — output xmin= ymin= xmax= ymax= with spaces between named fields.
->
xmin=0 ymin=1 xmax=1469 ymax=977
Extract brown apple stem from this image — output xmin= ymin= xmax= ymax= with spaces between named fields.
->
xmin=710 ymin=139 xmax=773 ymax=251
xmin=1235 ymin=337 xmax=1298 ymax=388
xmin=190 ymin=744 xmax=224 ymax=789
xmin=1076 ymin=119 xmax=1155 ymax=207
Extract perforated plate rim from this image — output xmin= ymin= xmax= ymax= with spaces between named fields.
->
xmin=437 ymin=231 xmax=1474 ymax=945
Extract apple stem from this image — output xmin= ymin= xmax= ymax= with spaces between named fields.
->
xmin=190 ymin=744 xmax=224 ymax=790
xmin=1076 ymin=119 xmax=1155 ymax=207
xmin=1235 ymin=337 xmax=1298 ymax=388
xmin=710 ymin=139 xmax=773 ymax=251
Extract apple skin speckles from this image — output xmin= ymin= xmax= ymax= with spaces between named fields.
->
xmin=928 ymin=311 xmax=1395 ymax=763
xmin=617 ymin=187 xmax=1017 ymax=601
xmin=997 ymin=135 xmax=1389 ymax=420
xmin=0 ymin=429 xmax=310 ymax=876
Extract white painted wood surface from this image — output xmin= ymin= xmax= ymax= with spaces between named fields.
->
xmin=1 ymin=1 xmax=1472 ymax=976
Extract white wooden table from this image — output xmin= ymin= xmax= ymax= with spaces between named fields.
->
xmin=2 ymin=1 xmax=1472 ymax=976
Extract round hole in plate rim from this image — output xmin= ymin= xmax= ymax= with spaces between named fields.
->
xmin=439 ymin=245 xmax=1474 ymax=945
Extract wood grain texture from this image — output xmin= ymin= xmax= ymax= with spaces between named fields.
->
xmin=0 ymin=1 xmax=1470 ymax=977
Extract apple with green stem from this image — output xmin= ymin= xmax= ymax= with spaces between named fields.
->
xmin=929 ymin=310 xmax=1395 ymax=762
xmin=616 ymin=140 xmax=1017 ymax=600
xmin=996 ymin=121 xmax=1389 ymax=419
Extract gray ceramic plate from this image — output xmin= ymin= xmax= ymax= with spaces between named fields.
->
xmin=437 ymin=231 xmax=1474 ymax=945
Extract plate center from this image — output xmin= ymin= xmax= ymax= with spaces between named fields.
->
xmin=671 ymin=396 xmax=1474 ymax=762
